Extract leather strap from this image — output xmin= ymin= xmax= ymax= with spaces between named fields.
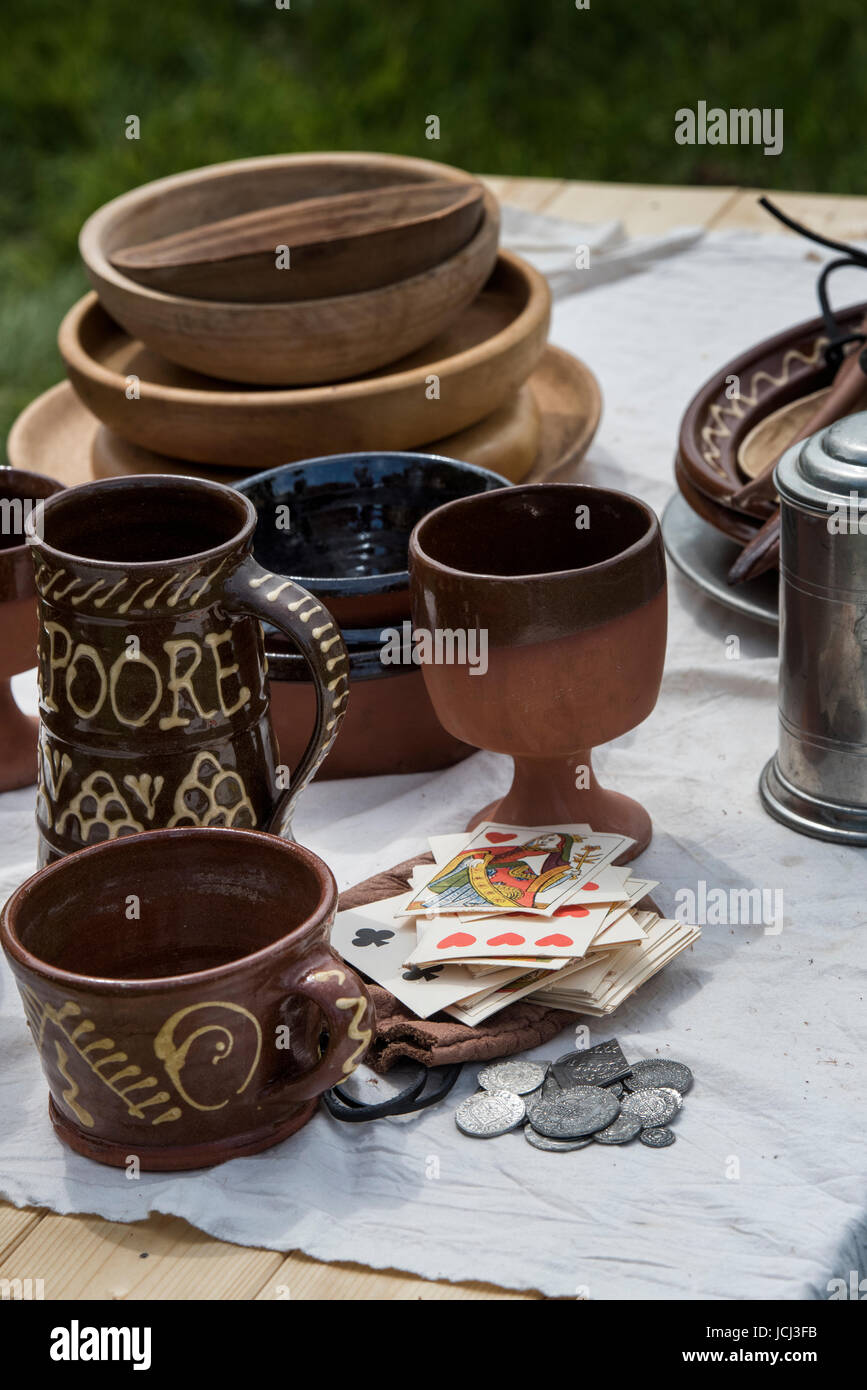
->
xmin=322 ymin=1062 xmax=463 ymax=1122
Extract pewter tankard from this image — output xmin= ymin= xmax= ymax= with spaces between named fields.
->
xmin=761 ymin=414 xmax=867 ymax=843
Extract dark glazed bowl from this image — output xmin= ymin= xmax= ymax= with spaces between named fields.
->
xmin=235 ymin=451 xmax=509 ymax=631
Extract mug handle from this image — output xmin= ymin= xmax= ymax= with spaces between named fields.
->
xmin=224 ymin=556 xmax=350 ymax=838
xmin=266 ymin=946 xmax=375 ymax=1104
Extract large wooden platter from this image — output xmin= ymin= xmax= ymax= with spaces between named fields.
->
xmin=8 ymin=346 xmax=601 ymax=491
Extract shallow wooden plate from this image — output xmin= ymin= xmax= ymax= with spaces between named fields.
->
xmin=59 ymin=252 xmax=551 ymax=467
xmin=9 ymin=345 xmax=600 ymax=490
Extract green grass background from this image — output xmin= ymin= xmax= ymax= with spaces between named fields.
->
xmin=2 ymin=0 xmax=864 ymax=446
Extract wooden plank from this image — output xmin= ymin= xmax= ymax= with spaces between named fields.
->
xmin=711 ymin=187 xmax=867 ymax=240
xmin=254 ymin=1251 xmax=541 ymax=1301
xmin=0 ymin=1204 xmax=45 ymax=1262
xmin=479 ymin=175 xmax=568 ymax=214
xmin=541 ymin=181 xmax=739 ymax=237
xmin=0 ymin=1210 xmax=283 ymax=1300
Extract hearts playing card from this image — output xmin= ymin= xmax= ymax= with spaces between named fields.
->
xmin=405 ymin=823 xmax=632 ymax=918
xmin=406 ymin=901 xmax=610 ymax=964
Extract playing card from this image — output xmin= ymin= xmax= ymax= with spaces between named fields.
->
xmin=406 ymin=901 xmax=610 ymax=964
xmin=586 ymin=909 xmax=647 ymax=949
xmin=351 ymin=890 xmax=417 ymax=923
xmin=428 ymin=831 xmax=475 ymax=865
xmin=457 ymin=863 xmax=632 ymax=923
xmin=427 ymin=825 xmax=592 ymax=867
xmin=405 ymin=823 xmax=633 ymax=917
xmin=539 ymin=918 xmax=700 ymax=1014
xmin=464 ymin=956 xmax=571 ymax=974
xmin=445 ymin=952 xmax=609 ymax=1025
xmin=330 ymin=901 xmax=524 ymax=1019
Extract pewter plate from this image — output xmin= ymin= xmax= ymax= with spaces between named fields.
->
xmin=662 ymin=492 xmax=778 ymax=628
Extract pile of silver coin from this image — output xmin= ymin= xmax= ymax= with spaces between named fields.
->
xmin=454 ymin=1039 xmax=692 ymax=1151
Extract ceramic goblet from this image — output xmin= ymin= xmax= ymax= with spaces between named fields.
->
xmin=409 ymin=484 xmax=667 ymax=859
xmin=0 ymin=470 xmax=65 ymax=792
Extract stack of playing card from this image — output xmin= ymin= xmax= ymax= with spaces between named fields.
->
xmin=330 ymin=822 xmax=700 ymax=1026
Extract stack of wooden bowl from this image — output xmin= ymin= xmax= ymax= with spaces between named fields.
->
xmin=9 ymin=153 xmax=602 ymax=488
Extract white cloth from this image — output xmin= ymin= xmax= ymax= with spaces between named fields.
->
xmin=2 ymin=211 xmax=865 ymax=1300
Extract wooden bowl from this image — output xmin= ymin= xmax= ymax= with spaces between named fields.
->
xmin=59 ymin=253 xmax=550 ymax=466
xmin=110 ymin=179 xmax=485 ymax=301
xmin=79 ymin=153 xmax=500 ymax=385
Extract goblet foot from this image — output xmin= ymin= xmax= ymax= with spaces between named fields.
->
xmin=468 ymin=752 xmax=651 ymax=862
xmin=0 ymin=679 xmax=38 ymax=792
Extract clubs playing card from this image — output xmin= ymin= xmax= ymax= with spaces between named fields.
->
xmin=330 ymin=900 xmax=526 ymax=1019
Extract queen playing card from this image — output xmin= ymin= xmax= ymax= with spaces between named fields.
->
xmin=404 ymin=823 xmax=633 ymax=917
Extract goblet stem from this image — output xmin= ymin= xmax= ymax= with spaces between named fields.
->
xmin=0 ymin=678 xmax=39 ymax=792
xmin=468 ymin=749 xmax=651 ymax=862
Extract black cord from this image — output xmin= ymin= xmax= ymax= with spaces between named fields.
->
xmin=321 ymin=1062 xmax=463 ymax=1122
xmin=759 ymin=196 xmax=867 ymax=370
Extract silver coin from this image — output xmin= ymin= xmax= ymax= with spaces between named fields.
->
xmin=620 ymin=1086 xmax=680 ymax=1128
xmin=593 ymin=1112 xmax=643 ymax=1145
xmin=640 ymin=1126 xmax=676 ymax=1148
xmin=526 ymin=1084 xmax=620 ymax=1139
xmin=477 ymin=1060 xmax=547 ymax=1096
xmin=658 ymin=1085 xmax=683 ymax=1113
xmin=525 ymin=1128 xmax=593 ymax=1152
xmin=554 ymin=1038 xmax=632 ymax=1087
xmin=623 ymin=1059 xmax=693 ymax=1095
xmin=455 ymin=1089 xmax=526 ymax=1138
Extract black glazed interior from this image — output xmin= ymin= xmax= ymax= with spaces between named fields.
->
xmin=40 ymin=478 xmax=248 ymax=564
xmin=415 ymin=487 xmax=653 ymax=576
xmin=237 ymin=453 xmax=507 ymax=590
xmin=11 ymin=833 xmax=324 ymax=980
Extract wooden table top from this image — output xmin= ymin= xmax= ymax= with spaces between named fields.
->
xmin=3 ymin=176 xmax=863 ymax=1303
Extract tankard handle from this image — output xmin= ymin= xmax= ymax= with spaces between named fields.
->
xmin=223 ymin=557 xmax=349 ymax=838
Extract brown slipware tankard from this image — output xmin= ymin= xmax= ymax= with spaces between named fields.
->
xmin=26 ymin=475 xmax=349 ymax=865
xmin=0 ymin=827 xmax=374 ymax=1170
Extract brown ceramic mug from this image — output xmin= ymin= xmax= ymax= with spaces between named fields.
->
xmin=0 ymin=469 xmax=65 ymax=792
xmin=26 ymin=475 xmax=349 ymax=865
xmin=0 ymin=826 xmax=373 ymax=1170
xmin=409 ymin=483 xmax=667 ymax=858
